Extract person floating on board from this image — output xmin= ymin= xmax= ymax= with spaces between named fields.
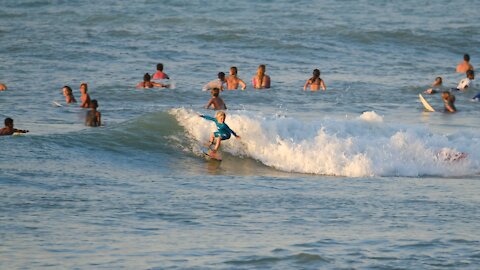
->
xmin=304 ymin=68 xmax=327 ymax=91
xmin=199 ymin=111 xmax=240 ymax=152
xmin=0 ymin=117 xmax=29 ymax=136
xmin=456 ymin=54 xmax=474 ymax=73
xmin=203 ymin=72 xmax=226 ymax=91
xmin=136 ymin=73 xmax=169 ymax=89
xmin=442 ymin=91 xmax=456 ymax=113
xmin=152 ymin=63 xmax=170 ymax=80
xmin=452 ymin=70 xmax=475 ymax=92
xmin=205 ymin=88 xmax=227 ymax=110
xmin=85 ymin=99 xmax=101 ymax=127
xmin=423 ymin=77 xmax=443 ymax=94
xmin=226 ymin=66 xmax=247 ymax=90
xmin=63 ymin=86 xmax=77 ymax=104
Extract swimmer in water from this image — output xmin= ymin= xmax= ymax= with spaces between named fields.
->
xmin=423 ymin=77 xmax=443 ymax=94
xmin=442 ymin=91 xmax=456 ymax=113
xmin=303 ymin=69 xmax=327 ymax=91
xmin=456 ymin=54 xmax=474 ymax=73
xmin=0 ymin=117 xmax=29 ymax=136
xmin=63 ymin=86 xmax=77 ymax=103
xmin=79 ymin=83 xmax=91 ymax=108
xmin=205 ymin=88 xmax=227 ymax=110
xmin=85 ymin=99 xmax=101 ymax=127
xmin=136 ymin=73 xmax=169 ymax=89
xmin=152 ymin=63 xmax=170 ymax=80
xmin=226 ymin=66 xmax=247 ymax=90
xmin=252 ymin=64 xmax=271 ymax=89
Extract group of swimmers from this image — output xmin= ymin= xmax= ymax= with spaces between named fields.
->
xmin=423 ymin=54 xmax=478 ymax=113
xmin=62 ymin=83 xmax=102 ymax=127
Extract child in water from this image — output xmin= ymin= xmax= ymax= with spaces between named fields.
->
xmin=136 ymin=73 xmax=169 ymax=89
xmin=63 ymin=86 xmax=77 ymax=103
xmin=199 ymin=111 xmax=240 ymax=152
xmin=205 ymin=88 xmax=227 ymax=110
xmin=442 ymin=91 xmax=456 ymax=113
xmin=85 ymin=99 xmax=101 ymax=127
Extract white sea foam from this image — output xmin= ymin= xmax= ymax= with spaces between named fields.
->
xmin=171 ymin=108 xmax=479 ymax=177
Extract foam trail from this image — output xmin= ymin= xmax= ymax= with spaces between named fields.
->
xmin=171 ymin=108 xmax=480 ymax=177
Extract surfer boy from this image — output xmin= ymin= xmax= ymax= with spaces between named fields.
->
xmin=303 ymin=69 xmax=327 ymax=91
xmin=0 ymin=117 xmax=29 ymax=136
xmin=199 ymin=111 xmax=240 ymax=152
xmin=442 ymin=91 xmax=456 ymax=113
xmin=205 ymin=88 xmax=227 ymax=110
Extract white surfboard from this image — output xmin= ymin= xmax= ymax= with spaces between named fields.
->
xmin=201 ymin=146 xmax=222 ymax=161
xmin=52 ymin=101 xmax=63 ymax=107
xmin=419 ymin=94 xmax=435 ymax=112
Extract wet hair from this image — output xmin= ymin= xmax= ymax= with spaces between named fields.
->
xmin=63 ymin=85 xmax=73 ymax=95
xmin=90 ymin=99 xmax=98 ymax=109
xmin=80 ymin=83 xmax=88 ymax=92
xmin=156 ymin=63 xmax=163 ymax=71
xmin=230 ymin=66 xmax=238 ymax=75
xmin=310 ymin=69 xmax=320 ymax=82
xmin=212 ymin=88 xmax=220 ymax=97
xmin=464 ymin=54 xmax=470 ymax=61
xmin=4 ymin=117 xmax=13 ymax=126
xmin=215 ymin=111 xmax=226 ymax=119
xmin=256 ymin=64 xmax=266 ymax=87
xmin=466 ymin=69 xmax=474 ymax=77
xmin=218 ymin=72 xmax=225 ymax=80
xmin=143 ymin=73 xmax=151 ymax=82
xmin=435 ymin=77 xmax=442 ymax=83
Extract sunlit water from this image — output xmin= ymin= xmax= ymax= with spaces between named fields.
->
xmin=1 ymin=0 xmax=479 ymax=269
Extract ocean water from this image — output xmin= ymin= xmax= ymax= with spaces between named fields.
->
xmin=1 ymin=0 xmax=480 ymax=269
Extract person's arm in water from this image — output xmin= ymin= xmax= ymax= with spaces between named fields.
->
xmin=303 ymin=79 xmax=311 ymax=90
xmin=205 ymin=98 xmax=214 ymax=109
xmin=239 ymin=79 xmax=247 ymax=90
xmin=152 ymin=81 xmax=169 ymax=88
xmin=320 ymin=79 xmax=326 ymax=91
xmin=96 ymin=111 xmax=102 ymax=126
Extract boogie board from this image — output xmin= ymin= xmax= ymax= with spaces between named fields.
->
xmin=419 ymin=94 xmax=435 ymax=112
xmin=201 ymin=146 xmax=222 ymax=161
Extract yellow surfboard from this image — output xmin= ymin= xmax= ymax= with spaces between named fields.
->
xmin=419 ymin=94 xmax=435 ymax=112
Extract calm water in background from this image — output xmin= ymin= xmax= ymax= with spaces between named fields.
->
xmin=1 ymin=0 xmax=480 ymax=269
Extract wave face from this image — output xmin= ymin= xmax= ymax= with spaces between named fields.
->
xmin=172 ymin=108 xmax=479 ymax=177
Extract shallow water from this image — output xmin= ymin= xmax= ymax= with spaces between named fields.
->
xmin=1 ymin=0 xmax=480 ymax=269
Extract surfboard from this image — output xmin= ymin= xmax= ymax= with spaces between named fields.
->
xmin=201 ymin=146 xmax=222 ymax=161
xmin=419 ymin=94 xmax=435 ymax=112
xmin=52 ymin=101 xmax=63 ymax=107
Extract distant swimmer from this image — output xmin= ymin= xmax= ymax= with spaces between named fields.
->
xmin=456 ymin=54 xmax=474 ymax=73
xmin=423 ymin=77 xmax=443 ymax=94
xmin=79 ymin=83 xmax=92 ymax=108
xmin=62 ymin=86 xmax=77 ymax=103
xmin=199 ymin=111 xmax=240 ymax=152
xmin=442 ymin=91 xmax=456 ymax=113
xmin=203 ymin=72 xmax=226 ymax=91
xmin=0 ymin=83 xmax=7 ymax=91
xmin=136 ymin=73 xmax=169 ymax=89
xmin=303 ymin=69 xmax=327 ymax=91
xmin=252 ymin=64 xmax=271 ymax=89
xmin=452 ymin=70 xmax=475 ymax=91
xmin=226 ymin=66 xmax=246 ymax=90
xmin=0 ymin=117 xmax=29 ymax=136
xmin=152 ymin=63 xmax=170 ymax=80
xmin=205 ymin=88 xmax=227 ymax=110
xmin=85 ymin=99 xmax=101 ymax=127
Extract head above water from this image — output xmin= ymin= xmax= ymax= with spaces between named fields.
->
xmin=144 ymin=73 xmax=152 ymax=82
xmin=466 ymin=69 xmax=474 ymax=79
xmin=4 ymin=117 xmax=13 ymax=127
xmin=90 ymin=99 xmax=98 ymax=109
xmin=230 ymin=66 xmax=238 ymax=75
xmin=464 ymin=54 xmax=470 ymax=62
xmin=218 ymin=72 xmax=226 ymax=80
xmin=80 ymin=83 xmax=88 ymax=92
xmin=313 ymin=69 xmax=320 ymax=78
xmin=156 ymin=63 xmax=164 ymax=71
xmin=215 ymin=111 xmax=226 ymax=122
xmin=211 ymin=88 xmax=220 ymax=97
xmin=63 ymin=85 xmax=73 ymax=95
